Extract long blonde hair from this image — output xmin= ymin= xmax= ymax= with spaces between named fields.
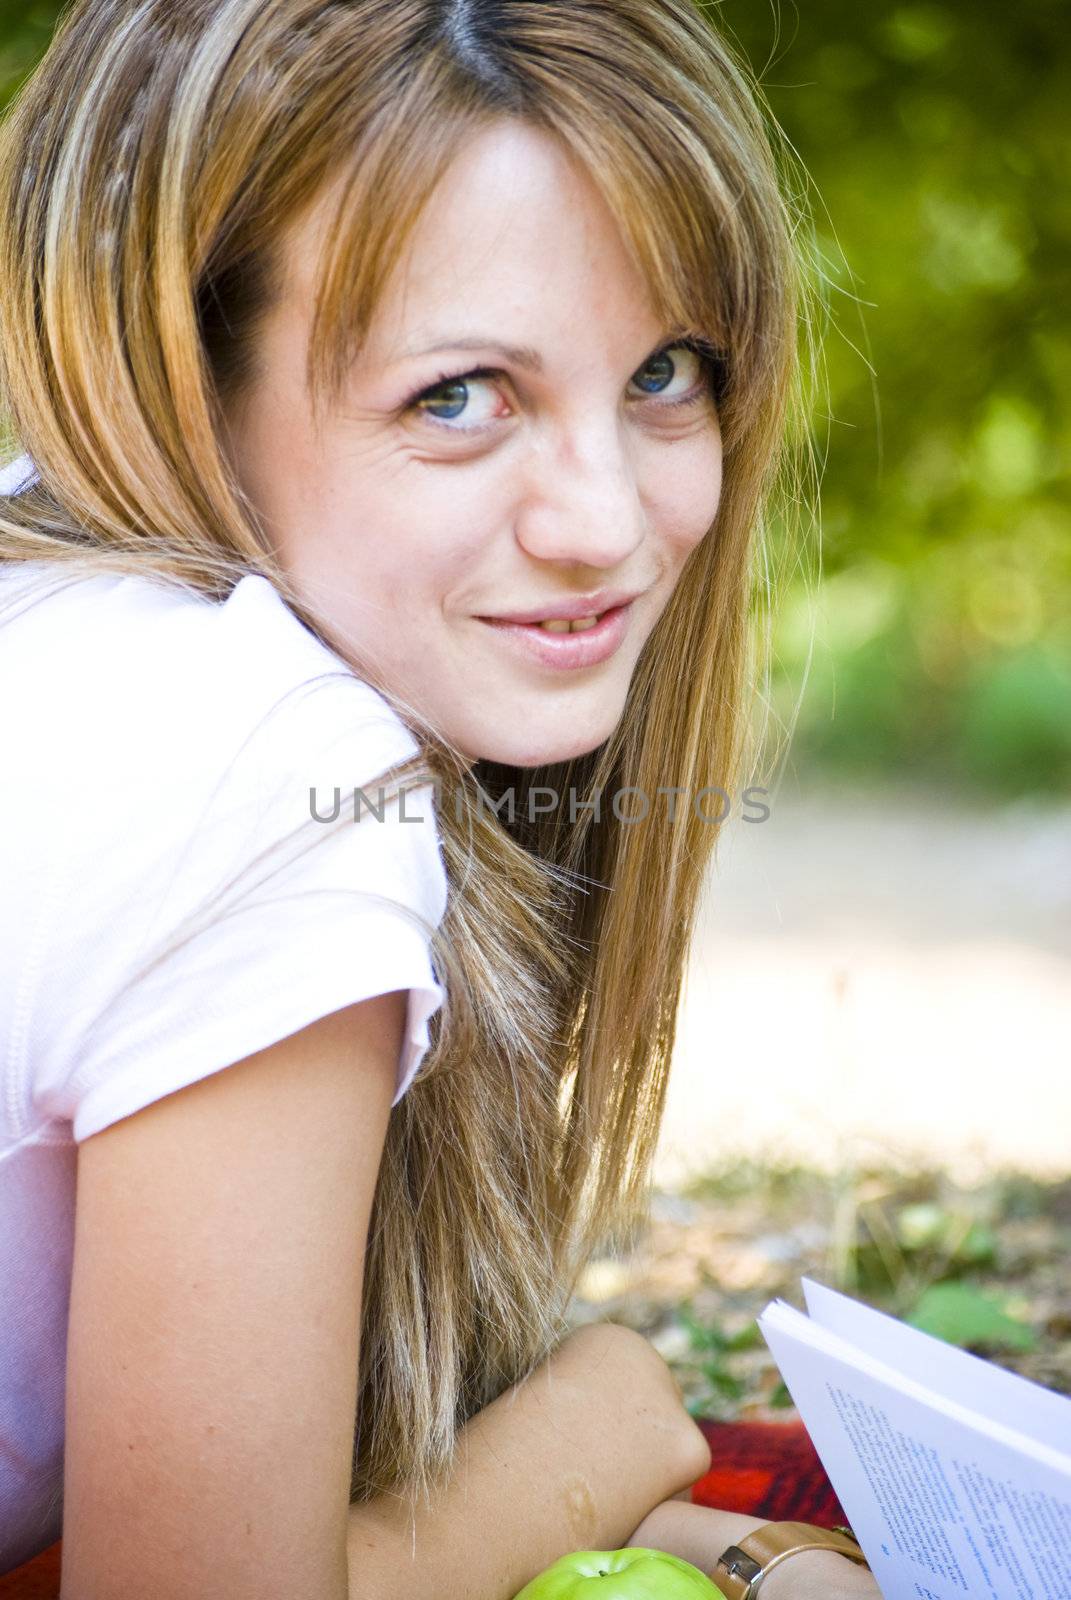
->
xmin=0 ymin=0 xmax=813 ymax=1512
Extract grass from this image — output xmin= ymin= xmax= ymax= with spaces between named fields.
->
xmin=566 ymin=1160 xmax=1071 ymax=1422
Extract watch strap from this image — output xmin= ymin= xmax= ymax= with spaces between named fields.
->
xmin=712 ymin=1520 xmax=869 ymax=1599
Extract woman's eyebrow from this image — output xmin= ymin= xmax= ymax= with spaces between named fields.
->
xmin=393 ymin=336 xmax=545 ymax=373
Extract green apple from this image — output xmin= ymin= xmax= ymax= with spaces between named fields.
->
xmin=512 ymin=1547 xmax=727 ymax=1600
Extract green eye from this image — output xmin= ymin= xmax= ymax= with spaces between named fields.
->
xmin=417 ymin=380 xmax=470 ymax=419
xmin=631 ymin=344 xmax=707 ymax=398
xmin=634 ymin=351 xmax=678 ymax=394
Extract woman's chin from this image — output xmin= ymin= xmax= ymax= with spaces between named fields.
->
xmin=450 ymin=687 xmax=628 ymax=770
xmin=469 ymin=732 xmax=614 ymax=770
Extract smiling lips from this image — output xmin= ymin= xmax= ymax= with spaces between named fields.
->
xmin=476 ymin=600 xmax=635 ymax=670
xmin=529 ymin=614 xmax=602 ymax=633
xmin=476 ymin=586 xmax=646 ymax=625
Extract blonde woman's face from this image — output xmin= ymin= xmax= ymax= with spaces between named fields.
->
xmin=227 ymin=120 xmax=723 ymax=767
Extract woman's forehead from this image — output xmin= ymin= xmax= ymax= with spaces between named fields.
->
xmin=284 ymin=120 xmax=686 ymax=362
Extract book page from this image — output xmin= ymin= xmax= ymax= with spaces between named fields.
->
xmin=801 ymin=1279 xmax=1071 ymax=1457
xmin=759 ymin=1298 xmax=1071 ymax=1600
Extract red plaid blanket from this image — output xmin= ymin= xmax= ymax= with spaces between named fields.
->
xmin=690 ymin=1418 xmax=846 ymax=1526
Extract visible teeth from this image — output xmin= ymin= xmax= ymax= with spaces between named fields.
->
xmin=536 ymin=615 xmax=600 ymax=633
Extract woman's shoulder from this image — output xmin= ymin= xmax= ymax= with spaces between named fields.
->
xmin=0 ymin=552 xmax=448 ymax=1138
xmin=0 ymin=451 xmax=406 ymax=748
xmin=0 ymin=554 xmax=446 ymax=943
xmin=0 ymin=453 xmax=415 ymax=769
xmin=0 ymin=555 xmax=421 ymax=787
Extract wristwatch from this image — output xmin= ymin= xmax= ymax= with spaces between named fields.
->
xmin=711 ymin=1520 xmax=870 ymax=1599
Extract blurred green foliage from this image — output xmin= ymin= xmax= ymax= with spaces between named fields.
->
xmin=1 ymin=1 xmax=1068 ymax=793
xmin=714 ymin=0 xmax=1071 ymax=796
xmin=906 ymin=1281 xmax=1038 ymax=1354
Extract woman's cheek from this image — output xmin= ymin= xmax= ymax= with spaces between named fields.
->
xmin=655 ymin=452 xmax=723 ymax=558
xmin=420 ymin=465 xmax=519 ymax=561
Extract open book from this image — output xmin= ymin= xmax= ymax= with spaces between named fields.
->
xmin=758 ymin=1280 xmax=1071 ymax=1600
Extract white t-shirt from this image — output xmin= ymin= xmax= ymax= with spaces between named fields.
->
xmin=0 ymin=456 xmax=449 ymax=1572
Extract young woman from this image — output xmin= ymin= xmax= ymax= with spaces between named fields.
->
xmin=0 ymin=1 xmax=880 ymax=1596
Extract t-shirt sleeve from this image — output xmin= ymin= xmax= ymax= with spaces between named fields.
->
xmin=29 ymin=671 xmax=449 ymax=1143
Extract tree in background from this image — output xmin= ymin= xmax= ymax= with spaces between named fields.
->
xmin=717 ymin=0 xmax=1071 ymax=796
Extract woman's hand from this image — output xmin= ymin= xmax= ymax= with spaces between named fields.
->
xmin=626 ymin=1499 xmax=883 ymax=1599
xmin=756 ymin=1542 xmax=882 ymax=1598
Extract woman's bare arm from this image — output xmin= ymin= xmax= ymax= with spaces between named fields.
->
xmin=344 ymin=1322 xmax=713 ymax=1600
xmin=63 ymin=992 xmax=710 ymax=1600
xmin=62 ymin=993 xmax=407 ymax=1600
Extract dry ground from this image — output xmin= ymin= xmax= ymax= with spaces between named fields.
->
xmin=565 ymin=780 xmax=1071 ymax=1421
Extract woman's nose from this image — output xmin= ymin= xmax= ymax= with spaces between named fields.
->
xmin=513 ymin=429 xmax=648 ymax=568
